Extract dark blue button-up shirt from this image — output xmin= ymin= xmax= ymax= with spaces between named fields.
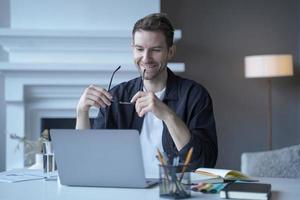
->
xmin=93 ymin=68 xmax=218 ymax=170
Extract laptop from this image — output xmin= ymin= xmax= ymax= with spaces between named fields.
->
xmin=50 ymin=129 xmax=158 ymax=188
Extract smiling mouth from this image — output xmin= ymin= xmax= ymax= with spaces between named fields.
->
xmin=141 ymin=64 xmax=157 ymax=69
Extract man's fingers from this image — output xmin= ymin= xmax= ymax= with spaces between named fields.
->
xmin=86 ymin=93 xmax=107 ymax=107
xmin=85 ymin=99 xmax=101 ymax=108
xmin=86 ymin=86 xmax=112 ymax=106
xmin=130 ymin=91 xmax=146 ymax=103
xmin=77 ymin=84 xmax=114 ymax=113
xmin=86 ymin=94 xmax=106 ymax=108
xmin=139 ymin=105 xmax=151 ymax=117
xmin=136 ymin=100 xmax=149 ymax=110
xmin=88 ymin=85 xmax=113 ymax=100
xmin=133 ymin=91 xmax=158 ymax=117
xmin=135 ymin=99 xmax=153 ymax=117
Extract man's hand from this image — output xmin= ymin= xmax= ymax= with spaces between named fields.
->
xmin=77 ymin=85 xmax=113 ymax=113
xmin=130 ymin=91 xmax=171 ymax=120
xmin=76 ymin=85 xmax=113 ymax=129
xmin=130 ymin=90 xmax=191 ymax=151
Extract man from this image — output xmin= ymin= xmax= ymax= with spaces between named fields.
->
xmin=76 ymin=13 xmax=217 ymax=178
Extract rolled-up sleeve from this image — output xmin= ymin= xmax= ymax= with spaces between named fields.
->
xmin=93 ymin=107 xmax=106 ymax=129
xmin=178 ymin=91 xmax=218 ymax=170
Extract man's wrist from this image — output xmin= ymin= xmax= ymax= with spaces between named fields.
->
xmin=162 ymin=106 xmax=176 ymax=123
xmin=76 ymin=109 xmax=91 ymax=129
xmin=76 ymin=109 xmax=89 ymax=118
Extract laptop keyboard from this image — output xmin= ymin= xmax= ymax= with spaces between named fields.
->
xmin=146 ymin=178 xmax=159 ymax=184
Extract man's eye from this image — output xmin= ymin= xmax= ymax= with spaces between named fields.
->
xmin=136 ymin=48 xmax=143 ymax=52
xmin=152 ymin=49 xmax=162 ymax=52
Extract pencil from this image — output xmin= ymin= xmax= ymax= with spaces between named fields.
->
xmin=157 ymin=148 xmax=170 ymax=181
xmin=179 ymin=147 xmax=194 ymax=181
xmin=157 ymin=148 xmax=166 ymax=165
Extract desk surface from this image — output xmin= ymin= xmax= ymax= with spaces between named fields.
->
xmin=0 ymin=177 xmax=299 ymax=200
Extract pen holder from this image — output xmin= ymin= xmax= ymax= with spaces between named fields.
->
xmin=43 ymin=153 xmax=55 ymax=176
xmin=42 ymin=141 xmax=56 ymax=178
xmin=159 ymin=164 xmax=191 ymax=199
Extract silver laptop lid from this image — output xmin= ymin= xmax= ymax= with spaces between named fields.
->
xmin=50 ymin=129 xmax=152 ymax=188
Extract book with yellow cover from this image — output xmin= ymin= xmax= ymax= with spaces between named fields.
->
xmin=192 ymin=168 xmax=257 ymax=183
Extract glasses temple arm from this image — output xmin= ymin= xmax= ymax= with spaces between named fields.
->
xmin=141 ymin=69 xmax=147 ymax=92
xmin=108 ymin=65 xmax=121 ymax=91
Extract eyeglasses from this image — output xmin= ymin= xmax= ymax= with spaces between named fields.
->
xmin=108 ymin=66 xmax=146 ymax=105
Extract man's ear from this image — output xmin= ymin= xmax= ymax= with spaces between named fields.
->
xmin=167 ymin=45 xmax=176 ymax=60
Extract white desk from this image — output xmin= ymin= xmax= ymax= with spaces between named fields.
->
xmin=0 ymin=177 xmax=299 ymax=200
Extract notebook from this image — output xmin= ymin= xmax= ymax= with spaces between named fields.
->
xmin=50 ymin=129 xmax=158 ymax=188
xmin=193 ymin=168 xmax=258 ymax=183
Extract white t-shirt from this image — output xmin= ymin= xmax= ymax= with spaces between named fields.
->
xmin=140 ymin=88 xmax=166 ymax=178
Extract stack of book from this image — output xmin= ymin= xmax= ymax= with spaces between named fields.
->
xmin=191 ymin=168 xmax=271 ymax=199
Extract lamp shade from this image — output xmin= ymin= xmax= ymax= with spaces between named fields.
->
xmin=245 ymin=54 xmax=293 ymax=78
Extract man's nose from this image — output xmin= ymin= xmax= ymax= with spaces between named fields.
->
xmin=142 ymin=50 xmax=152 ymax=62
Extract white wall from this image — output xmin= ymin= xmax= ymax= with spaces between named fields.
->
xmin=0 ymin=0 xmax=10 ymax=172
xmin=0 ymin=75 xmax=5 ymax=172
xmin=10 ymin=0 xmax=159 ymax=30
xmin=0 ymin=0 xmax=162 ymax=170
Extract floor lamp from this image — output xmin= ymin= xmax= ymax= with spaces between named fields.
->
xmin=245 ymin=54 xmax=293 ymax=150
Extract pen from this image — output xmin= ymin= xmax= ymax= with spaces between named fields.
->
xmin=179 ymin=147 xmax=193 ymax=181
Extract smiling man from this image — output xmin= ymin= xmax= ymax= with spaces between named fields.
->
xmin=76 ymin=13 xmax=218 ymax=178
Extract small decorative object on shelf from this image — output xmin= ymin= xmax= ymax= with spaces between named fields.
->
xmin=10 ymin=129 xmax=50 ymax=167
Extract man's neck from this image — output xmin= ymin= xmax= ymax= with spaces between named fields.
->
xmin=144 ymin=68 xmax=168 ymax=93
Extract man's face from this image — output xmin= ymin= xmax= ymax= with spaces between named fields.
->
xmin=132 ymin=30 xmax=174 ymax=80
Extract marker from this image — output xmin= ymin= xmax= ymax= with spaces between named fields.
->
xmin=200 ymin=183 xmax=213 ymax=193
xmin=209 ymin=183 xmax=225 ymax=193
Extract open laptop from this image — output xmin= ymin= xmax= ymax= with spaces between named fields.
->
xmin=50 ymin=129 xmax=158 ymax=188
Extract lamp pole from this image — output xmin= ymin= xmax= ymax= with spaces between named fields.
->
xmin=245 ymin=55 xmax=294 ymax=151
xmin=267 ymin=78 xmax=272 ymax=150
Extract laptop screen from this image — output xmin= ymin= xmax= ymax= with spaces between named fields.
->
xmin=50 ymin=129 xmax=156 ymax=188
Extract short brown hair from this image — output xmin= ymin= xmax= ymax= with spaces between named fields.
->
xmin=132 ymin=13 xmax=174 ymax=48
